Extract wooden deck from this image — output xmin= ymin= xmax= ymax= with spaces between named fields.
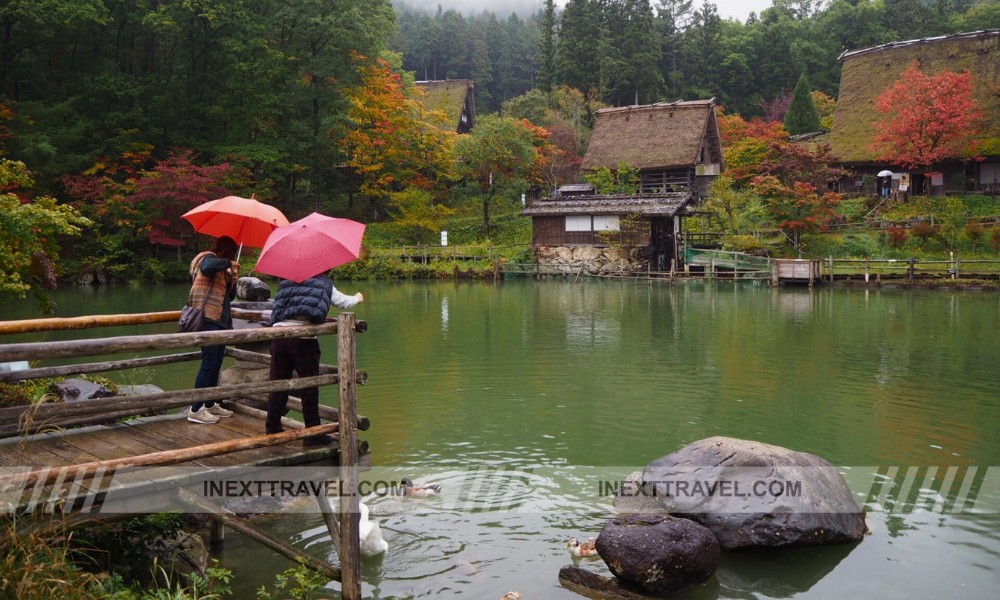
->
xmin=1 ymin=310 xmax=370 ymax=596
xmin=1 ymin=409 xmax=352 ymax=516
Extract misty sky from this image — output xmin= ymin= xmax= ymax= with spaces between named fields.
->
xmin=396 ymin=1 xmax=777 ymax=23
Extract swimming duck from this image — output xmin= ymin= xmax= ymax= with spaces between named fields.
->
xmin=566 ymin=537 xmax=598 ymax=558
xmin=501 ymin=592 xmax=523 ymax=600
xmin=358 ymin=501 xmax=388 ymax=557
xmin=394 ymin=478 xmax=442 ymax=498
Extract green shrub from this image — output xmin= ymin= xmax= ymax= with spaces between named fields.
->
xmin=721 ymin=234 xmax=767 ymax=254
xmin=839 ymin=233 xmax=879 ymax=258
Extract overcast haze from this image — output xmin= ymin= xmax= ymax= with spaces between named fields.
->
xmin=394 ymin=0 xmax=777 ymax=22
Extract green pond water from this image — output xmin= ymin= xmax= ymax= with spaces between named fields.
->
xmin=2 ymin=280 xmax=999 ymax=599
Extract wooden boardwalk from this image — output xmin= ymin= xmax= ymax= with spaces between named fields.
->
xmin=0 ymin=310 xmax=370 ymax=596
xmin=1 ymin=409 xmax=348 ymax=516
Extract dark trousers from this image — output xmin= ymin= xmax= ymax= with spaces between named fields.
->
xmin=192 ymin=321 xmax=225 ymax=411
xmin=265 ymin=337 xmax=321 ymax=434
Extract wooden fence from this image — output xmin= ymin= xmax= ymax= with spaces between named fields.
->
xmin=0 ymin=310 xmax=369 ymax=599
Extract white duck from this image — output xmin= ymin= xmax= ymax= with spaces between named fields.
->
xmin=358 ymin=501 xmax=388 ymax=557
xmin=566 ymin=537 xmax=598 ymax=558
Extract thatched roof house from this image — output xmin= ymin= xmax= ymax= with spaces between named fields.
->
xmin=520 ymin=100 xmax=724 ymax=274
xmin=830 ymin=30 xmax=1000 ymax=193
xmin=414 ymin=79 xmax=476 ymax=134
xmin=582 ymin=99 xmax=724 ymax=198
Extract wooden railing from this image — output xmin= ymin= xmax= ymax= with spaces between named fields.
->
xmin=0 ymin=311 xmax=369 ymax=598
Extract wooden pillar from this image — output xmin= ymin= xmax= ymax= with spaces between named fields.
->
xmin=337 ymin=312 xmax=361 ymax=600
xmin=209 ymin=518 xmax=225 ymax=547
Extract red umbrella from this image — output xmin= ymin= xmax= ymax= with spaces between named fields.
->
xmin=182 ymin=195 xmax=289 ymax=260
xmin=254 ymin=212 xmax=366 ymax=283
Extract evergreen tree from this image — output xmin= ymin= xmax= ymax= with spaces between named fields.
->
xmin=617 ymin=0 xmax=664 ymax=105
xmin=538 ymin=0 xmax=557 ymax=91
xmin=655 ymin=0 xmax=694 ymax=100
xmin=783 ymin=74 xmax=821 ymax=135
xmin=556 ymin=0 xmax=601 ymax=97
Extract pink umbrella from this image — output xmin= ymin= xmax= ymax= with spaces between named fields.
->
xmin=254 ymin=212 xmax=366 ymax=283
xmin=182 ymin=195 xmax=289 ymax=260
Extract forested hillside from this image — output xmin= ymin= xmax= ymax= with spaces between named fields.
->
xmin=393 ymin=0 xmax=1000 ymax=115
xmin=2 ymin=0 xmax=999 ymax=298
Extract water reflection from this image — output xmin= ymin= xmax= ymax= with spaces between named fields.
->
xmin=3 ymin=281 xmax=1000 ymax=598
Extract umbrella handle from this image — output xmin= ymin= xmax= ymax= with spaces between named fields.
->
xmin=236 ymin=242 xmax=243 ymax=263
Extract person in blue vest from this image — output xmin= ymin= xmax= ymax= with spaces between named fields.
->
xmin=264 ymin=273 xmax=364 ymax=445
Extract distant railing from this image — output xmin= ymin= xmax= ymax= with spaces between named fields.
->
xmin=367 ymin=244 xmax=523 ymax=262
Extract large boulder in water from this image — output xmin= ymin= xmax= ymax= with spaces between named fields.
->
xmin=643 ymin=436 xmax=867 ymax=550
xmin=596 ymin=513 xmax=720 ymax=595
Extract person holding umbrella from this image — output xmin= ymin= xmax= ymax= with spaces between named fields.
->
xmin=254 ymin=212 xmax=367 ymax=445
xmin=264 ymin=273 xmax=364 ymax=445
xmin=186 ymin=235 xmax=240 ymax=424
xmin=181 ymin=194 xmax=289 ymax=424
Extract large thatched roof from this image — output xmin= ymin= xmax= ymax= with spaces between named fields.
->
xmin=520 ymin=193 xmax=692 ymax=217
xmin=415 ymin=79 xmax=476 ymax=132
xmin=581 ymin=100 xmax=723 ymax=171
xmin=830 ymin=30 xmax=1000 ymax=164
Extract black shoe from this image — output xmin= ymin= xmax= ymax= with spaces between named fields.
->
xmin=303 ymin=434 xmax=335 ymax=447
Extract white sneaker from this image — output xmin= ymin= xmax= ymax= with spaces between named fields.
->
xmin=187 ymin=406 xmax=220 ymax=424
xmin=207 ymin=404 xmax=234 ymax=418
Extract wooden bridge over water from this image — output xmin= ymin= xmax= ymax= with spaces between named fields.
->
xmin=0 ymin=310 xmax=371 ymax=598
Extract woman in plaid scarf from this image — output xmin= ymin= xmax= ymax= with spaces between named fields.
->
xmin=185 ymin=235 xmax=240 ymax=424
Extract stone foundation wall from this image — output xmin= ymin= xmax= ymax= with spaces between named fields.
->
xmin=534 ymin=246 xmax=648 ymax=275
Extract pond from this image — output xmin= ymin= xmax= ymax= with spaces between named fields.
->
xmin=2 ymin=280 xmax=999 ymax=599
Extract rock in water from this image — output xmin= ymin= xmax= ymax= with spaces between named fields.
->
xmin=595 ymin=513 xmax=720 ymax=595
xmin=643 ymin=436 xmax=867 ymax=550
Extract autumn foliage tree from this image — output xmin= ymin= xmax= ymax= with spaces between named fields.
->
xmin=453 ymin=114 xmax=555 ymax=232
xmin=751 ymin=175 xmax=840 ymax=251
xmin=716 ymin=111 xmax=788 ymax=186
xmin=126 ymin=151 xmax=232 ymax=258
xmin=870 ymin=60 xmax=984 ymax=174
xmin=338 ymin=52 xmax=457 ymax=220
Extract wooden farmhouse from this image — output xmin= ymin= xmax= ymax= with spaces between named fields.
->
xmin=829 ymin=29 xmax=1000 ymax=195
xmin=521 ymin=99 xmax=724 ymax=274
xmin=414 ymin=79 xmax=477 ymax=133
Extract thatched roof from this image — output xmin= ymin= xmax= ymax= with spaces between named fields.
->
xmin=520 ymin=193 xmax=692 ymax=217
xmin=581 ymin=100 xmax=723 ymax=171
xmin=830 ymin=30 xmax=1000 ymax=164
xmin=414 ymin=79 xmax=476 ymax=133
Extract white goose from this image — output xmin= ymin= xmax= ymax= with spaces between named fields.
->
xmin=358 ymin=501 xmax=388 ymax=557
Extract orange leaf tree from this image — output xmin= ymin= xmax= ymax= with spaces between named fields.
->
xmin=338 ymin=52 xmax=456 ymax=220
xmin=716 ymin=110 xmax=788 ymax=187
xmin=870 ymin=60 xmax=984 ymax=174
xmin=752 ymin=175 xmax=840 ymax=251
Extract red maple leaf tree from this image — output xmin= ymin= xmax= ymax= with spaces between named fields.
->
xmin=870 ymin=60 xmax=984 ymax=173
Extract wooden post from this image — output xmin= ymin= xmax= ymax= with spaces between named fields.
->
xmin=865 ymin=256 xmax=870 ymax=283
xmin=176 ymin=489 xmax=341 ymax=581
xmin=908 ymin=257 xmax=916 ymax=283
xmin=209 ymin=519 xmax=225 ymax=547
xmin=337 ymin=312 xmax=361 ymax=600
